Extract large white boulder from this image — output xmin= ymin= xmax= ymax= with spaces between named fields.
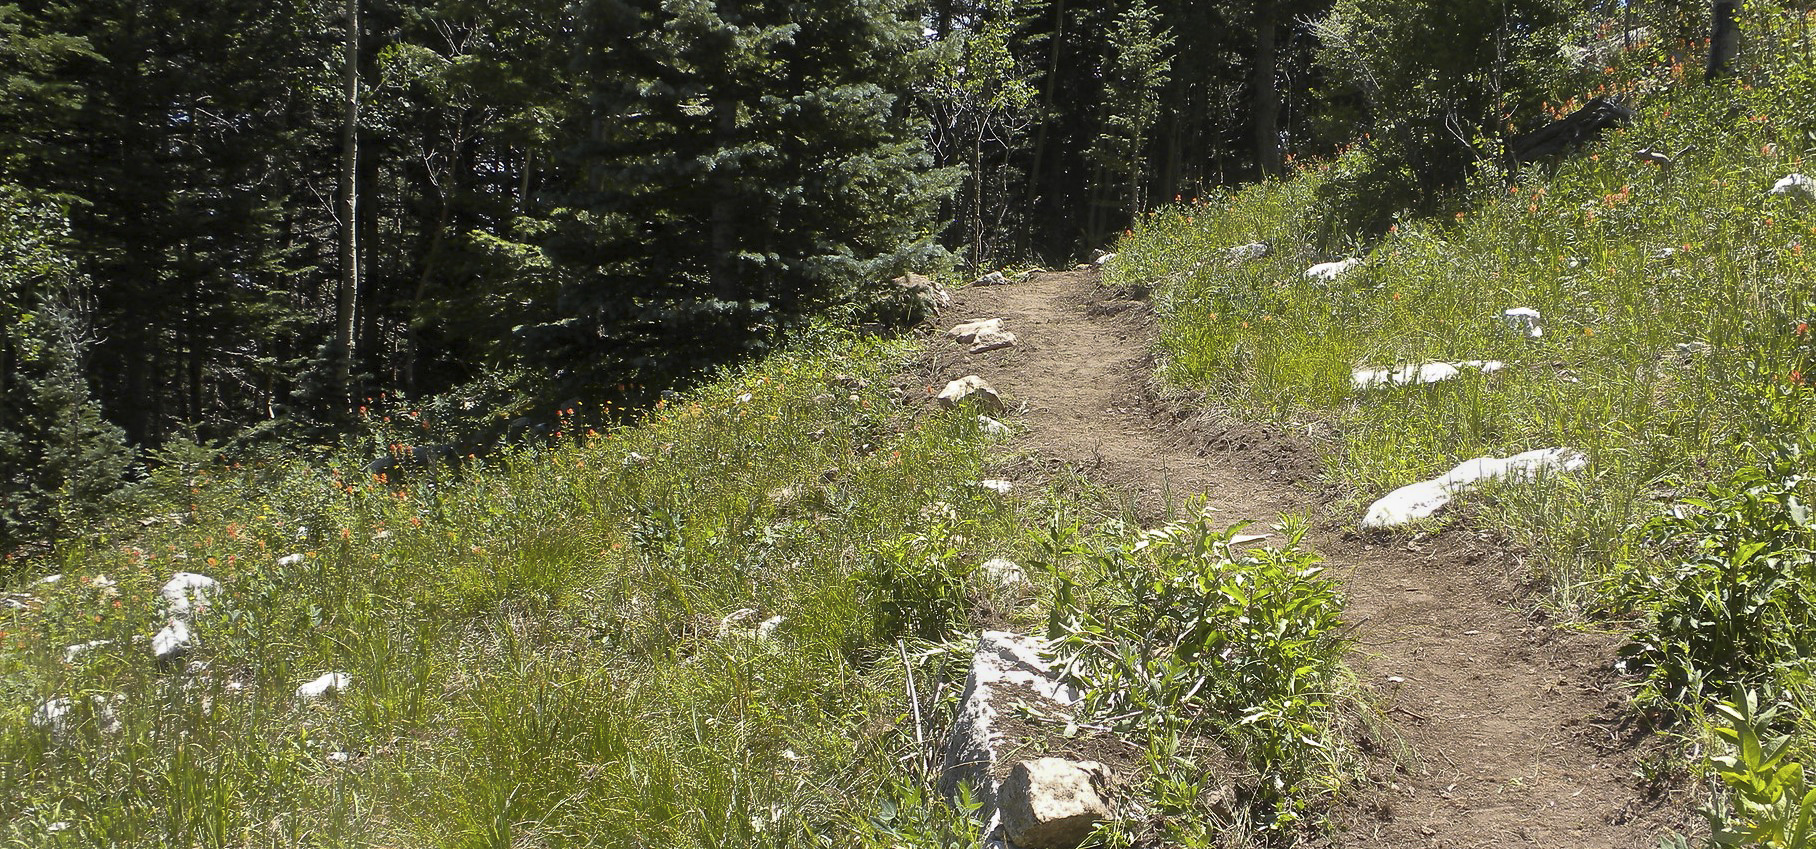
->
xmin=949 ymin=318 xmax=1005 ymax=343
xmin=998 ymin=758 xmax=1117 ymax=849
xmin=939 ymin=632 xmax=1081 ymax=821
xmin=1361 ymin=448 xmax=1588 ymax=529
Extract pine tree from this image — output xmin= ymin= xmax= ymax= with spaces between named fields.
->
xmin=535 ymin=0 xmax=955 ymax=404
xmin=1093 ymin=0 xmax=1173 ymax=223
xmin=0 ymin=188 xmax=130 ymax=550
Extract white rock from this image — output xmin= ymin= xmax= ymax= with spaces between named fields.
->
xmin=1352 ymin=360 xmax=1504 ymax=390
xmin=35 ymin=574 xmax=62 ymax=586
xmin=1771 ymin=173 xmax=1816 ymax=201
xmin=972 ymin=271 xmax=1011 ymax=286
xmin=63 ymin=640 xmax=111 ymax=663
xmin=755 ymin=616 xmax=785 ymax=639
xmin=718 ymin=607 xmax=761 ymax=637
xmin=275 ymin=553 xmax=304 ymax=567
xmin=89 ymin=575 xmax=116 ymax=589
xmin=734 ymin=393 xmax=752 ymax=404
xmin=977 ymin=558 xmax=1031 ymax=591
xmin=939 ymin=632 xmax=1081 ymax=820
xmin=3 ymin=595 xmax=29 ymax=610
xmin=295 ymin=672 xmax=352 ymax=701
xmin=1304 ymin=258 xmax=1361 ymax=282
xmin=160 ymin=572 xmax=220 ymax=619
xmin=1651 ymin=247 xmax=1677 ymax=260
xmin=977 ymin=479 xmax=1014 ymax=496
xmin=152 ymin=619 xmax=193 ymax=662
xmin=1227 ymin=242 xmax=1269 ymax=262
xmin=937 ymin=376 xmax=1005 ymax=414
xmin=1093 ymin=253 xmax=1117 ymax=266
xmin=31 ymin=698 xmax=72 ymax=733
xmin=623 ymin=451 xmax=650 ymax=467
xmin=949 ymin=318 xmax=1005 ymax=343
xmin=1361 ymin=448 xmax=1588 ymax=529
xmin=326 ymin=751 xmax=354 ymax=764
xmin=970 ymin=328 xmax=1018 ymax=354
xmin=978 ymin=416 xmax=1012 ymax=437
xmin=1501 ymin=307 xmax=1543 ymax=339
xmin=998 ymin=758 xmax=1117 ymax=849
xmin=47 ymin=822 xmax=70 ymax=833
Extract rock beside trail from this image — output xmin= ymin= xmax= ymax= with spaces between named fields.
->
xmin=1352 ymin=360 xmax=1504 ymax=390
xmin=998 ymin=758 xmax=1117 ymax=849
xmin=939 ymin=632 xmax=1080 ymax=827
xmin=972 ymin=271 xmax=1012 ymax=286
xmin=938 ymin=376 xmax=1005 ymax=413
xmin=1361 ymin=448 xmax=1587 ymax=529
xmin=970 ymin=328 xmax=1018 ymax=354
xmin=1771 ymin=173 xmax=1816 ymax=202
xmin=978 ymin=416 xmax=1012 ymax=437
xmin=950 ymin=318 xmax=1005 ymax=343
xmin=977 ymin=558 xmax=1031 ymax=592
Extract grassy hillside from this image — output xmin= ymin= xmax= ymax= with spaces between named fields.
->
xmin=0 ymin=326 xmax=1354 ymax=847
xmin=1109 ymin=24 xmax=1816 ymax=843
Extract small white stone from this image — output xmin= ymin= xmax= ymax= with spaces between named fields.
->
xmin=718 ymin=608 xmax=761 ymax=637
xmin=1227 ymin=242 xmax=1269 ymax=262
xmin=1305 ymin=258 xmax=1362 ymax=282
xmin=31 ymin=698 xmax=72 ymax=733
xmin=1501 ymin=307 xmax=1543 ymax=339
xmin=972 ymin=271 xmax=1011 ymax=286
xmin=276 ymin=553 xmax=304 ymax=567
xmin=160 ymin=572 xmax=220 ymax=619
xmin=978 ymin=558 xmax=1030 ymax=591
xmin=63 ymin=639 xmax=111 ymax=663
xmin=977 ymin=479 xmax=1014 ymax=496
xmin=977 ymin=416 xmax=1012 ymax=437
xmin=152 ymin=619 xmax=194 ymax=662
xmin=1093 ymin=253 xmax=1117 ymax=266
xmin=326 ymin=751 xmax=353 ymax=764
xmin=47 ymin=822 xmax=71 ymax=833
xmin=623 ymin=451 xmax=650 ymax=467
xmin=35 ymin=574 xmax=62 ymax=586
xmin=1770 ymin=173 xmax=1816 ymax=201
xmin=735 ymin=393 xmax=753 ymax=404
xmin=295 ymin=672 xmax=352 ymax=701
xmin=755 ymin=616 xmax=785 ymax=639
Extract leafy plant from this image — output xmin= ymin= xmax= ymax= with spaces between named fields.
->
xmin=1049 ymin=509 xmax=1346 ymax=832
xmin=1704 ymin=689 xmax=1816 ymax=848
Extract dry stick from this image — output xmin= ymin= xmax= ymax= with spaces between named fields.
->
xmin=898 ymin=639 xmax=927 ymax=776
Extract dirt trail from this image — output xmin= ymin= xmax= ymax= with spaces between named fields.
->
xmin=918 ymin=270 xmax=1690 ymax=848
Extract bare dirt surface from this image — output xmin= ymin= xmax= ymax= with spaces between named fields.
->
xmin=913 ymin=269 xmax=1693 ymax=848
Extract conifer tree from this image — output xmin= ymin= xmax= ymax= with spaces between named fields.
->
xmin=1093 ymin=0 xmax=1173 ymax=223
xmin=536 ymin=0 xmax=954 ymax=402
xmin=0 ymin=189 xmax=130 ymax=549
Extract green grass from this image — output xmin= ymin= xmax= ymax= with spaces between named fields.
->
xmin=1113 ymin=72 xmax=1816 ymax=599
xmin=0 ymin=332 xmax=1086 ymax=847
xmin=0 ymin=324 xmax=1359 ymax=847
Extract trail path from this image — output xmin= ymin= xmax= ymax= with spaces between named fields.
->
xmin=916 ymin=270 xmax=1689 ymax=848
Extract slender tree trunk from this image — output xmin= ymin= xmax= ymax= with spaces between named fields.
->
xmin=1707 ymin=0 xmax=1741 ymax=79
xmin=338 ymin=0 xmax=360 ymax=406
xmin=1253 ymin=1 xmax=1283 ymax=176
xmin=1023 ymin=0 xmax=1066 ymax=254
xmin=970 ymin=128 xmax=985 ymax=268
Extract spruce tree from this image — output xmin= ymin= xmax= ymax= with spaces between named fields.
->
xmin=0 ymin=188 xmax=130 ymax=550
xmin=536 ymin=0 xmax=955 ymax=403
